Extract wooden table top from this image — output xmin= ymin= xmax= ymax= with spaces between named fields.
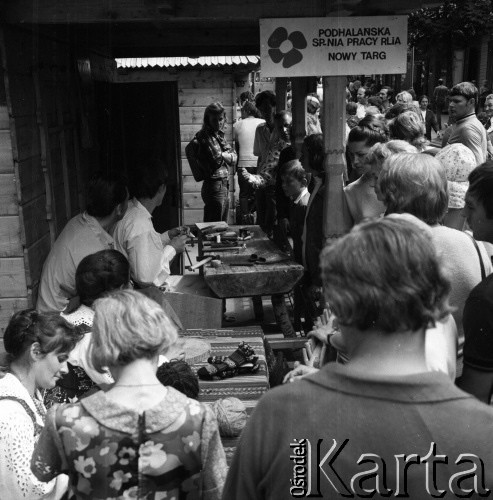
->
xmin=199 ymin=225 xmax=305 ymax=298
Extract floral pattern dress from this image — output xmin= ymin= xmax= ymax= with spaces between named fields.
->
xmin=32 ymin=387 xmax=227 ymax=500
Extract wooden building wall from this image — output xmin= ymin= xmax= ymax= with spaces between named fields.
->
xmin=0 ymin=38 xmax=28 ymax=332
xmin=178 ymin=71 xmax=235 ymax=225
xmin=0 ymin=25 xmax=93 ymax=334
xmin=115 ymin=67 xmax=252 ymax=225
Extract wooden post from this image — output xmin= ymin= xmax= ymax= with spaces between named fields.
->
xmin=56 ymin=83 xmax=72 ymax=221
xmin=275 ymin=77 xmax=287 ymax=110
xmin=322 ymin=76 xmax=351 ymax=244
xmin=290 ymin=77 xmax=307 ymax=156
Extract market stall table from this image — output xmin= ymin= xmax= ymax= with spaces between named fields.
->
xmin=183 ymin=327 xmax=269 ymax=464
xmin=195 ymin=224 xmax=305 ymax=298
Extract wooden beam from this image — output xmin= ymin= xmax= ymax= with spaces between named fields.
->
xmin=290 ymin=78 xmax=308 ymax=156
xmin=322 ymin=76 xmax=351 ymax=244
xmin=3 ymin=0 xmax=440 ymax=24
xmin=275 ymin=78 xmax=288 ymax=111
xmin=3 ymin=0 xmax=327 ymax=24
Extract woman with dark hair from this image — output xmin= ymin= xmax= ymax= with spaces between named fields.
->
xmin=195 ymin=102 xmax=237 ymax=222
xmin=44 ymin=249 xmax=130 ymax=407
xmin=0 ymin=310 xmax=81 ymax=498
xmin=344 ymin=114 xmax=389 ymax=224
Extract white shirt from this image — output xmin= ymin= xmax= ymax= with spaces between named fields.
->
xmin=37 ymin=212 xmax=114 ymax=312
xmin=356 ymin=103 xmax=366 ymax=119
xmin=234 ymin=116 xmax=265 ymax=166
xmin=61 ymin=305 xmax=114 ymax=385
xmin=113 ymin=198 xmax=176 ymax=287
xmin=294 ymin=187 xmax=309 ymax=205
xmin=0 ymin=373 xmax=60 ymax=499
xmin=420 ymin=109 xmax=427 ymax=122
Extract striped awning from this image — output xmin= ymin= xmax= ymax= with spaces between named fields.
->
xmin=116 ymin=56 xmax=260 ymax=69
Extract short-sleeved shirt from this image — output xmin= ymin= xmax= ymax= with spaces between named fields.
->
xmin=447 ymin=113 xmax=487 ymax=166
xmin=37 ymin=213 xmax=114 ymax=312
xmin=463 ymin=274 xmax=493 ymax=371
xmin=234 ymin=117 xmax=265 ymax=167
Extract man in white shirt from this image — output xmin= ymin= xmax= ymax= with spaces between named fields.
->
xmin=113 ymin=166 xmax=188 ymax=288
xmin=37 ymin=173 xmax=129 ymax=312
xmin=234 ymin=101 xmax=265 ymax=222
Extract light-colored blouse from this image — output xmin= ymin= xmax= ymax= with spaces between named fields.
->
xmin=0 ymin=373 xmax=61 ymax=499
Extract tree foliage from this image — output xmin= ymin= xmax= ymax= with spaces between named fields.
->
xmin=409 ymin=0 xmax=493 ymax=48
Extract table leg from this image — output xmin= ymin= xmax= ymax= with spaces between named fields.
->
xmin=272 ymin=294 xmax=296 ymax=338
xmin=252 ymin=296 xmax=264 ymax=321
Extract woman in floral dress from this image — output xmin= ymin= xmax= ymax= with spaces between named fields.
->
xmin=32 ymin=290 xmax=227 ymax=499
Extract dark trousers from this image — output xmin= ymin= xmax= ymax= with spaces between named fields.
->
xmin=201 ymin=178 xmax=229 ymax=222
xmin=237 ymin=167 xmax=256 ymax=221
xmin=435 ymin=101 xmax=446 ymax=130
xmin=255 ymin=185 xmax=276 ymax=236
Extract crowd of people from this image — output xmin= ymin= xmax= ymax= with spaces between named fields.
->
xmin=3 ymin=77 xmax=493 ymax=498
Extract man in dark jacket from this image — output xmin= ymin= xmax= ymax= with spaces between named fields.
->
xmin=418 ymin=95 xmax=439 ymax=140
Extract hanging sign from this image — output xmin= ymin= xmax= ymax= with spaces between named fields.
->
xmin=260 ymin=16 xmax=407 ymax=77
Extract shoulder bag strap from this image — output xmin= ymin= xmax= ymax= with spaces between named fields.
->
xmin=0 ymin=395 xmax=42 ymax=436
xmin=468 ymin=233 xmax=486 ymax=281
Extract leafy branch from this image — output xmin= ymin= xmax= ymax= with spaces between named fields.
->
xmin=409 ymin=0 xmax=493 ymax=49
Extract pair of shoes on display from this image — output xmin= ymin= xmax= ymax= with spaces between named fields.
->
xmin=197 ymin=342 xmax=260 ymax=380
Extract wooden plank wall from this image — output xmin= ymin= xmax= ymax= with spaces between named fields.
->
xmin=0 ymin=26 xmax=88 ymax=333
xmin=0 ymin=38 xmax=29 ymax=334
xmin=177 ymin=70 xmax=235 ymax=225
xmin=114 ymin=67 xmax=257 ymax=225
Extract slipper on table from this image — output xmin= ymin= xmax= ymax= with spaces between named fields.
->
xmin=198 ymin=342 xmax=258 ymax=380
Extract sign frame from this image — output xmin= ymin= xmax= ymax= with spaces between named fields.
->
xmin=260 ymin=16 xmax=408 ymax=77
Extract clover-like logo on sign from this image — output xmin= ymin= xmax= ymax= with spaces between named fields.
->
xmin=267 ymin=27 xmax=308 ymax=68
